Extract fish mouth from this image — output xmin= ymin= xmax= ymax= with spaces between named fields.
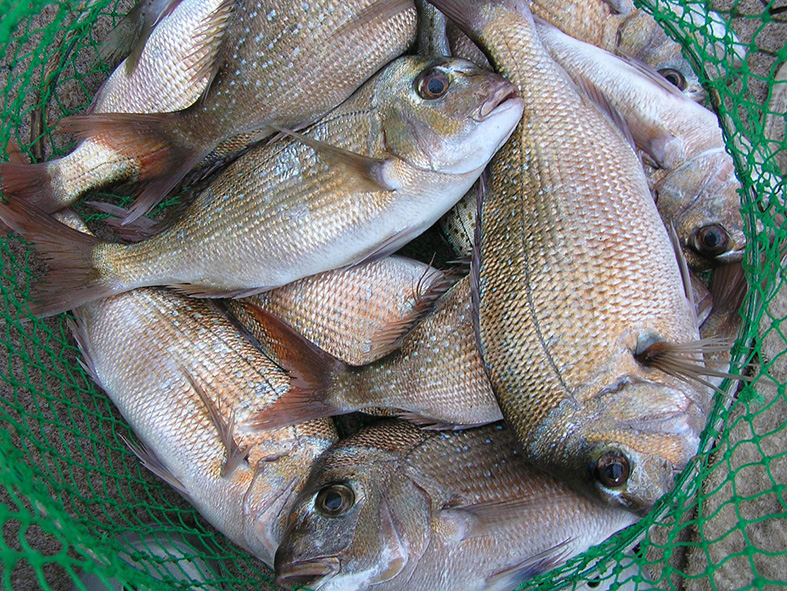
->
xmin=275 ymin=556 xmax=340 ymax=588
xmin=476 ymin=80 xmax=521 ymax=120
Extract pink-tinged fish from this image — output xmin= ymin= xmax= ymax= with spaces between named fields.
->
xmin=0 ymin=0 xmax=235 ymax=213
xmin=56 ymin=211 xmax=337 ymax=568
xmin=235 ymin=256 xmax=449 ymax=366
xmin=0 ymin=56 xmax=523 ymax=317
xmin=46 ymin=0 xmax=420 ymax=222
xmin=235 ymin=275 xmax=502 ymax=431
xmin=274 ymin=420 xmax=638 ymax=591
xmin=535 ymin=18 xmax=747 ymax=269
xmin=430 ymin=0 xmax=721 ymax=514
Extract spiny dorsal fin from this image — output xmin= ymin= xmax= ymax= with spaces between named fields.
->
xmin=181 ymin=367 xmax=250 ymax=478
xmin=270 ymin=124 xmax=399 ymax=193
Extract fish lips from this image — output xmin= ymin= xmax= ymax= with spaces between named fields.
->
xmin=275 ymin=555 xmax=341 ymax=589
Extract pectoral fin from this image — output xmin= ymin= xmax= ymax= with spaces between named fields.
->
xmin=270 ymin=125 xmax=399 ymax=193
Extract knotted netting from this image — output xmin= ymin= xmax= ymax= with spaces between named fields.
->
xmin=0 ymin=0 xmax=784 ymax=589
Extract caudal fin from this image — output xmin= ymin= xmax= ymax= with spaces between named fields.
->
xmin=221 ymin=301 xmax=350 ymax=431
xmin=57 ymin=112 xmax=206 ymax=223
xmin=0 ymin=199 xmax=122 ymax=316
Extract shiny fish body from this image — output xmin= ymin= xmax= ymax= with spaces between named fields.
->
xmin=0 ymin=0 xmax=232 ymax=211
xmin=231 ymin=275 xmax=502 ymax=430
xmin=71 ymin=285 xmax=337 ymax=566
xmin=535 ymin=20 xmax=747 ymax=268
xmin=432 ymin=0 xmax=707 ymax=513
xmin=332 ymin=275 xmax=501 ymax=427
xmin=59 ymin=0 xmax=420 ymax=221
xmin=234 ymin=256 xmax=446 ymax=366
xmin=11 ymin=56 xmax=523 ymax=316
xmin=275 ymin=421 xmax=638 ymax=591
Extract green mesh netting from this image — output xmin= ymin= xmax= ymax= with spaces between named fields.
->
xmin=0 ymin=0 xmax=784 ymax=589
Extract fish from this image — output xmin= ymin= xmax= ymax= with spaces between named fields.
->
xmin=0 ymin=0 xmax=235 ymax=213
xmin=442 ymin=1 xmax=706 ymax=101
xmin=231 ymin=256 xmax=450 ymax=366
xmin=431 ymin=0 xmax=716 ymax=513
xmin=274 ymin=420 xmax=639 ymax=591
xmin=238 ymin=275 xmax=503 ymax=431
xmin=60 ymin=211 xmax=338 ymax=567
xmin=534 ymin=19 xmax=747 ymax=269
xmin=615 ymin=8 xmax=705 ymax=103
xmin=51 ymin=0 xmax=420 ymax=222
xmin=0 ymin=55 xmax=523 ymax=317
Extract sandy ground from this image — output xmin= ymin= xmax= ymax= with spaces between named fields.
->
xmin=0 ymin=0 xmax=785 ymax=590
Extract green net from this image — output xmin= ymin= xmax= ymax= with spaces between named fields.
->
xmin=0 ymin=0 xmax=784 ymax=590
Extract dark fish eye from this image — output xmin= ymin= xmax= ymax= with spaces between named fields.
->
xmin=658 ymin=68 xmax=687 ymax=90
xmin=594 ymin=450 xmax=631 ymax=488
xmin=416 ymin=68 xmax=451 ymax=100
xmin=693 ymin=224 xmax=730 ymax=257
xmin=315 ymin=483 xmax=355 ymax=516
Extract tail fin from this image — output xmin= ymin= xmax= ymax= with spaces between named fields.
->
xmin=0 ymin=159 xmax=61 ymax=211
xmin=57 ymin=112 xmax=206 ymax=223
xmin=0 ymin=199 xmax=122 ymax=316
xmin=221 ymin=301 xmax=351 ymax=431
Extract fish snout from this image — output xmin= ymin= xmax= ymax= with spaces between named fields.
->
xmin=275 ymin=555 xmax=340 ymax=589
xmin=474 ymin=78 xmax=521 ymax=121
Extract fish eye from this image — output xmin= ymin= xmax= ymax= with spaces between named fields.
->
xmin=693 ymin=224 xmax=730 ymax=257
xmin=314 ymin=483 xmax=355 ymax=516
xmin=415 ymin=68 xmax=451 ymax=100
xmin=593 ymin=450 xmax=631 ymax=488
xmin=658 ymin=68 xmax=687 ymax=91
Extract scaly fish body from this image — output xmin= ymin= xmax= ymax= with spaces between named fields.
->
xmin=58 ymin=0 xmax=420 ymax=221
xmin=334 ymin=275 xmax=500 ymax=427
xmin=4 ymin=56 xmax=522 ymax=316
xmin=275 ymin=421 xmax=638 ymax=591
xmin=445 ymin=22 xmax=747 ymax=268
xmin=534 ymin=21 xmax=746 ymax=269
xmin=432 ymin=0 xmax=707 ymax=512
xmin=63 ymin=219 xmax=337 ymax=567
xmin=0 ymin=0 xmax=234 ymax=211
xmin=243 ymin=275 xmax=502 ymax=430
xmin=233 ymin=256 xmax=447 ymax=366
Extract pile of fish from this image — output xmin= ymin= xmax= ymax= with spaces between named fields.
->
xmin=0 ymin=0 xmax=752 ymax=588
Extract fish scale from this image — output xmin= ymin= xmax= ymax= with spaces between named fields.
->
xmin=1 ymin=56 xmax=522 ymax=316
xmin=431 ymin=0 xmax=708 ymax=513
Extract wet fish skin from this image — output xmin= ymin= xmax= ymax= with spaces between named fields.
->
xmin=433 ymin=0 xmax=707 ymax=513
xmin=60 ymin=0 xmax=420 ymax=222
xmin=245 ymin=275 xmax=502 ymax=430
xmin=0 ymin=0 xmax=234 ymax=212
xmin=232 ymin=256 xmax=447 ymax=366
xmin=54 ymin=212 xmax=338 ymax=568
xmin=2 ymin=56 xmax=523 ymax=317
xmin=275 ymin=421 xmax=639 ymax=591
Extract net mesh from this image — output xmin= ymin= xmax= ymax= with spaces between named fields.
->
xmin=0 ymin=0 xmax=784 ymax=589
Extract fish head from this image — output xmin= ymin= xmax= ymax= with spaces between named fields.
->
xmin=617 ymin=9 xmax=705 ymax=102
xmin=542 ymin=373 xmax=708 ymax=515
xmin=652 ymin=149 xmax=750 ymax=271
xmin=240 ymin=423 xmax=337 ymax=566
xmin=275 ymin=433 xmax=432 ymax=590
xmin=374 ymin=56 xmax=524 ymax=176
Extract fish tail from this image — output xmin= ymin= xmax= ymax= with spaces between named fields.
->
xmin=0 ymin=160 xmax=62 ymax=214
xmin=0 ymin=199 xmax=122 ymax=317
xmin=57 ymin=112 xmax=205 ymax=223
xmin=223 ymin=302 xmax=350 ymax=431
